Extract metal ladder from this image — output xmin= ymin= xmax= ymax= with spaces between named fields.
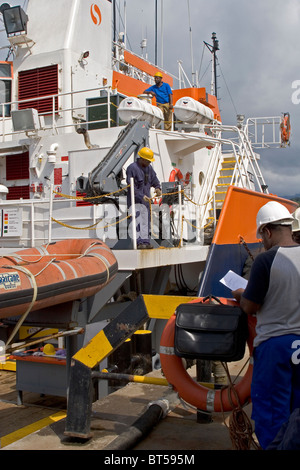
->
xmin=200 ymin=124 xmax=269 ymax=231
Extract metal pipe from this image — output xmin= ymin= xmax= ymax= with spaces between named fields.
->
xmin=91 ymin=370 xmax=168 ymax=386
xmin=91 ymin=370 xmax=222 ymax=390
xmin=104 ymin=399 xmax=169 ymax=450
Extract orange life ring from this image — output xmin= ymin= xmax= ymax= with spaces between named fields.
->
xmin=169 ymin=168 xmax=191 ymax=185
xmin=281 ymin=113 xmax=291 ymax=143
xmin=160 ymin=297 xmax=256 ymax=412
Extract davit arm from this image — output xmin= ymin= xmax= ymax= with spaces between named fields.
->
xmin=76 ymin=119 xmax=150 ymax=202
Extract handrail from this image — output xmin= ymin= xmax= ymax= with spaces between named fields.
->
xmin=0 ymin=85 xmax=119 ymax=141
xmin=208 ymin=124 xmax=268 ymax=192
xmin=0 ymin=186 xmax=204 ymax=249
xmin=245 ymin=116 xmax=282 ymax=148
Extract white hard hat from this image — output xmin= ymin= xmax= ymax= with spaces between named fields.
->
xmin=256 ymin=201 xmax=294 ymax=238
xmin=292 ymin=207 xmax=300 ymax=232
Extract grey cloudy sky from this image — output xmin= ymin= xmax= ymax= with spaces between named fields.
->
xmin=123 ymin=0 xmax=300 ymax=197
xmin=2 ymin=0 xmax=300 ymax=197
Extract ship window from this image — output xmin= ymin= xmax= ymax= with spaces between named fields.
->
xmin=0 ymin=62 xmax=13 ymax=117
xmin=199 ymin=171 xmax=205 ymax=186
xmin=0 ymin=63 xmax=13 ymax=78
xmin=0 ymin=80 xmax=11 ymax=117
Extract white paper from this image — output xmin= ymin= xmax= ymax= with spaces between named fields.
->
xmin=220 ymin=270 xmax=248 ymax=291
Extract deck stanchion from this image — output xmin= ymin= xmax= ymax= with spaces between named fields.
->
xmin=48 ymin=184 xmax=54 ymax=243
xmin=130 ymin=177 xmax=137 ymax=249
xmin=64 ymin=295 xmax=149 ymax=440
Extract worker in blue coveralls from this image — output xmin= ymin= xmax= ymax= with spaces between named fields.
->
xmin=126 ymin=147 xmax=161 ymax=249
xmin=144 ymin=72 xmax=173 ymax=131
xmin=232 ymin=201 xmax=300 ymax=449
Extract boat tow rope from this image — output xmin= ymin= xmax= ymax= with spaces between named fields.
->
xmin=220 ymin=362 xmax=260 ymax=450
xmin=239 ymin=236 xmax=255 ymax=262
xmin=4 ymin=258 xmax=59 ymax=349
xmin=85 ymin=252 xmax=110 ymax=284
xmin=53 ymin=184 xmax=131 ymax=201
xmin=145 ymin=191 xmax=214 ymax=244
xmin=51 ymin=187 xmax=216 ymax=233
xmin=3 ymin=241 xmax=111 ymax=350
xmin=4 ymin=265 xmax=38 ymax=349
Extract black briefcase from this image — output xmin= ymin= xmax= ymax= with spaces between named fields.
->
xmin=174 ymin=296 xmax=248 ymax=362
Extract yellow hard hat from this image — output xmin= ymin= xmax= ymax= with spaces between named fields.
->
xmin=138 ymin=147 xmax=155 ymax=162
xmin=154 ymin=71 xmax=163 ymax=78
xmin=43 ymin=343 xmax=56 ymax=355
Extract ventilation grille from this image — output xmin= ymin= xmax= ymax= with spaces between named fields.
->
xmin=76 ymin=191 xmax=92 ymax=207
xmin=18 ymin=65 xmax=59 ymax=114
xmin=7 ymin=185 xmax=30 ymax=200
xmin=6 ymin=152 xmax=29 ymax=180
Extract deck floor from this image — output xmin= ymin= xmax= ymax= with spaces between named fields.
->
xmin=0 ymin=364 xmax=258 ymax=452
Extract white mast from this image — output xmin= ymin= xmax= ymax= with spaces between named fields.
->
xmin=187 ymin=0 xmax=196 ymax=87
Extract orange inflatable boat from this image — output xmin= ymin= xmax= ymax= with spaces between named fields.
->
xmin=0 ymin=239 xmax=118 ymax=319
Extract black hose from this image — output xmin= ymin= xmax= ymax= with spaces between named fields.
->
xmin=103 ymin=400 xmax=168 ymax=450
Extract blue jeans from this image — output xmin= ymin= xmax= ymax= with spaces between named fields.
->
xmin=251 ymin=334 xmax=300 ymax=449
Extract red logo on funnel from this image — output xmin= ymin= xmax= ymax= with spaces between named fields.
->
xmin=91 ymin=4 xmax=102 ymax=26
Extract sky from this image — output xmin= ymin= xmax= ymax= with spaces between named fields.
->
xmin=121 ymin=0 xmax=300 ymax=198
xmin=1 ymin=0 xmax=300 ymax=198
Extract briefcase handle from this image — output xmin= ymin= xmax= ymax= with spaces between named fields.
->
xmin=201 ymin=295 xmax=224 ymax=305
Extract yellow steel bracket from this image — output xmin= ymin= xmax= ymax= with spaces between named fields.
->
xmin=65 ymin=294 xmax=196 ymax=439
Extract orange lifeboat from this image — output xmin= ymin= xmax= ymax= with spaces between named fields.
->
xmin=0 ymin=239 xmax=118 ymax=319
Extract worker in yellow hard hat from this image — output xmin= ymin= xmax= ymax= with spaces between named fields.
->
xmin=126 ymin=147 xmax=161 ymax=249
xmin=144 ymin=72 xmax=173 ymax=131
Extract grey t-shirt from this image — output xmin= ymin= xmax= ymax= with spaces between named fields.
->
xmin=243 ymin=245 xmax=300 ymax=347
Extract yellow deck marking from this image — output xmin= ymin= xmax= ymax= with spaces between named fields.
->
xmin=0 ymin=410 xmax=66 ymax=448
xmin=0 ymin=360 xmax=16 ymax=372
xmin=142 ymin=295 xmax=197 ymax=320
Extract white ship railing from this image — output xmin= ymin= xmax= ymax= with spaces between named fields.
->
xmin=0 ymin=182 xmax=202 ymax=249
xmin=245 ymin=116 xmax=283 ymax=149
xmin=0 ymin=86 xmax=125 ymax=141
xmin=191 ymin=123 xmax=269 ymax=228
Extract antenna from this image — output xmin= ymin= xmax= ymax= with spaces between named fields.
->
xmin=204 ymin=32 xmax=220 ymax=97
xmin=155 ymin=0 xmax=158 ymax=65
xmin=161 ymin=0 xmax=164 ymax=68
xmin=187 ymin=0 xmax=196 ymax=87
xmin=124 ymin=0 xmax=127 ymax=49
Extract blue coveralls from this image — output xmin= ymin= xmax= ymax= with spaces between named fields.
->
xmin=126 ymin=161 xmax=161 ymax=246
xmin=243 ymin=245 xmax=300 ymax=449
xmin=144 ymin=82 xmax=173 ymax=105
